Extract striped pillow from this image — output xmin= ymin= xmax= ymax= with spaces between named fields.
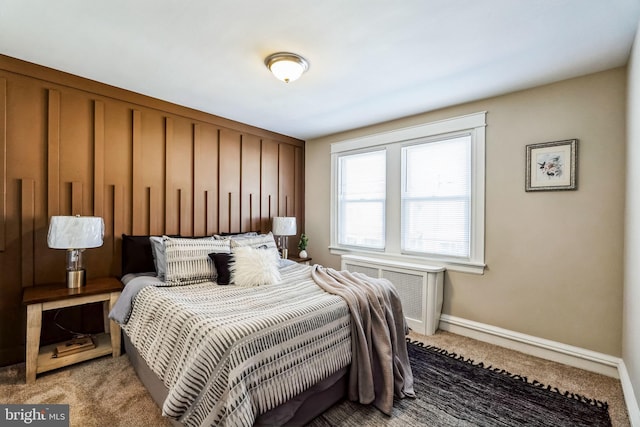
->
xmin=230 ymin=232 xmax=280 ymax=259
xmin=163 ymin=236 xmax=231 ymax=286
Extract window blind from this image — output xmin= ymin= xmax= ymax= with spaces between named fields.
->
xmin=402 ymin=135 xmax=471 ymax=258
xmin=338 ymin=150 xmax=386 ymax=249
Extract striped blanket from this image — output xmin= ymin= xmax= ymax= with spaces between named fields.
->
xmin=122 ymin=263 xmax=352 ymax=427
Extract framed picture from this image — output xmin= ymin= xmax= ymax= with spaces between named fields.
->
xmin=525 ymin=139 xmax=578 ymax=192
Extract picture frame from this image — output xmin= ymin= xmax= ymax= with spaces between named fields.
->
xmin=525 ymin=139 xmax=577 ymax=192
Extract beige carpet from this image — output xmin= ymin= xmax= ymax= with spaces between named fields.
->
xmin=0 ymin=331 xmax=630 ymax=426
xmin=0 ymin=353 xmax=170 ymax=427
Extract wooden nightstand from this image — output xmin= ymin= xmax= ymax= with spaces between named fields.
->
xmin=22 ymin=277 xmax=123 ymax=383
xmin=289 ymin=256 xmax=312 ymax=265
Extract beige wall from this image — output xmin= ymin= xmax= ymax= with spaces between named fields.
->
xmin=624 ymin=23 xmax=640 ymax=416
xmin=306 ymin=68 xmax=626 ymax=356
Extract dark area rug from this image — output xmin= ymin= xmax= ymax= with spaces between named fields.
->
xmin=307 ymin=340 xmax=612 ymax=426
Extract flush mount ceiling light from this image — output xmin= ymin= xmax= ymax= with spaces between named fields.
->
xmin=264 ymin=52 xmax=309 ymax=83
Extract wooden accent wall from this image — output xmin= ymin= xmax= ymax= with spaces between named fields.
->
xmin=0 ymin=55 xmax=305 ymax=367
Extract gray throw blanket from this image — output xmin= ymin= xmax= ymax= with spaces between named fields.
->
xmin=311 ymin=265 xmax=415 ymax=415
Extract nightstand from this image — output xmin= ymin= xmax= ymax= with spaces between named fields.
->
xmin=289 ymin=256 xmax=312 ymax=265
xmin=22 ymin=277 xmax=123 ymax=383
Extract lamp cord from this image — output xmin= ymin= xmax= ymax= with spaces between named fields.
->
xmin=53 ymin=309 xmax=92 ymax=339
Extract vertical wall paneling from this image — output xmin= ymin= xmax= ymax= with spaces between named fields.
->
xmin=71 ymin=182 xmax=83 ymax=215
xmin=47 ymin=89 xmax=60 ymax=218
xmin=93 ymin=100 xmax=104 ymax=218
xmin=149 ymin=186 xmax=160 ymax=235
xmin=249 ymin=194 xmax=254 ymax=231
xmin=193 ymin=123 xmax=205 ymax=236
xmin=106 ymin=183 xmax=124 ymax=274
xmin=143 ymin=186 xmax=149 ymax=235
xmin=0 ymin=77 xmax=6 ymax=252
xmin=227 ymin=192 xmax=232 ymax=231
xmin=241 ymin=134 xmax=261 ymax=232
xmin=21 ymin=178 xmax=35 ymax=287
xmin=112 ymin=185 xmax=124 ymax=253
xmin=295 ymin=146 xmax=304 ymax=234
xmin=100 ymin=162 xmax=113 ymax=273
xmin=204 ymin=190 xmax=210 ymax=234
xmin=189 ymin=123 xmax=196 ymax=236
xmin=261 ymin=140 xmax=279 ymax=231
xmin=145 ymin=187 xmax=151 ymax=235
xmin=105 ymin=184 xmax=114 ymax=253
xmin=164 ymin=117 xmax=176 ymax=234
xmin=178 ymin=188 xmax=186 ymax=235
xmin=132 ymin=110 xmax=143 ymax=233
xmin=186 ymin=122 xmax=194 ymax=236
xmin=278 ymin=143 xmax=295 ymax=217
xmin=218 ymin=129 xmax=241 ymax=233
xmin=197 ymin=124 xmax=219 ymax=235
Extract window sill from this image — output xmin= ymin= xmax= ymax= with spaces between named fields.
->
xmin=329 ymin=246 xmax=486 ymax=275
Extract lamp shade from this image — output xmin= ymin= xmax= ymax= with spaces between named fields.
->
xmin=47 ymin=216 xmax=105 ymax=249
xmin=272 ymin=217 xmax=297 ymax=236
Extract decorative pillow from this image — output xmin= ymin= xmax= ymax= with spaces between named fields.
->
xmin=149 ymin=235 xmax=209 ymax=280
xmin=214 ymin=231 xmax=259 ymax=240
xmin=163 ymin=236 xmax=230 ymax=286
xmin=149 ymin=236 xmax=167 ymax=280
xmin=208 ymin=252 xmax=233 ymax=285
xmin=121 ymin=234 xmax=157 ymax=276
xmin=229 ymin=232 xmax=280 ymax=259
xmin=230 ymin=246 xmax=280 ymax=287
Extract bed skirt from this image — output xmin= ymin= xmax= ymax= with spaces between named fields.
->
xmin=123 ymin=332 xmax=348 ymax=426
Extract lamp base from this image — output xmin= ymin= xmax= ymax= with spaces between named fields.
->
xmin=281 ymin=248 xmax=289 ymax=259
xmin=66 ymin=269 xmax=86 ymax=289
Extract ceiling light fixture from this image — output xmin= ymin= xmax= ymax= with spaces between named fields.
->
xmin=264 ymin=52 xmax=309 ymax=83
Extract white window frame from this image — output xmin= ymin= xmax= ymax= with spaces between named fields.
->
xmin=330 ymin=111 xmax=486 ymax=274
xmin=336 ymin=148 xmax=387 ymax=251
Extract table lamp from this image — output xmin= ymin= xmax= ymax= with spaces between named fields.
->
xmin=47 ymin=215 xmax=104 ymax=288
xmin=272 ymin=217 xmax=296 ymax=259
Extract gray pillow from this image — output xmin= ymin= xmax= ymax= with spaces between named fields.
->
xmin=149 ymin=236 xmax=167 ymax=280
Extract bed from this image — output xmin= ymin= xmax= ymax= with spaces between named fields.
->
xmin=110 ymin=232 xmax=413 ymax=426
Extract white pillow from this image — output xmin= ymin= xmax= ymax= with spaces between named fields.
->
xmin=163 ymin=236 xmax=230 ymax=286
xmin=230 ymin=246 xmax=280 ymax=287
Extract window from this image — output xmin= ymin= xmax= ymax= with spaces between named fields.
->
xmin=337 ymin=150 xmax=386 ymax=250
xmin=330 ymin=112 xmax=486 ymax=274
xmin=402 ymin=135 xmax=471 ymax=258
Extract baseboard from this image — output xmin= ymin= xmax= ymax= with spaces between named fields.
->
xmin=438 ymin=314 xmax=621 ymax=378
xmin=618 ymin=361 xmax=640 ymax=426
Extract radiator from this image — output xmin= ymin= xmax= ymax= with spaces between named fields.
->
xmin=341 ymin=254 xmax=445 ymax=336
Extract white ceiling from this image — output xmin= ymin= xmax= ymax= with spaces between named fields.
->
xmin=1 ymin=0 xmax=639 ymax=140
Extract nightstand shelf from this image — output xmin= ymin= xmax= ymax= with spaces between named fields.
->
xmin=23 ymin=277 xmax=123 ymax=383
xmin=36 ymin=333 xmax=113 ymax=375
